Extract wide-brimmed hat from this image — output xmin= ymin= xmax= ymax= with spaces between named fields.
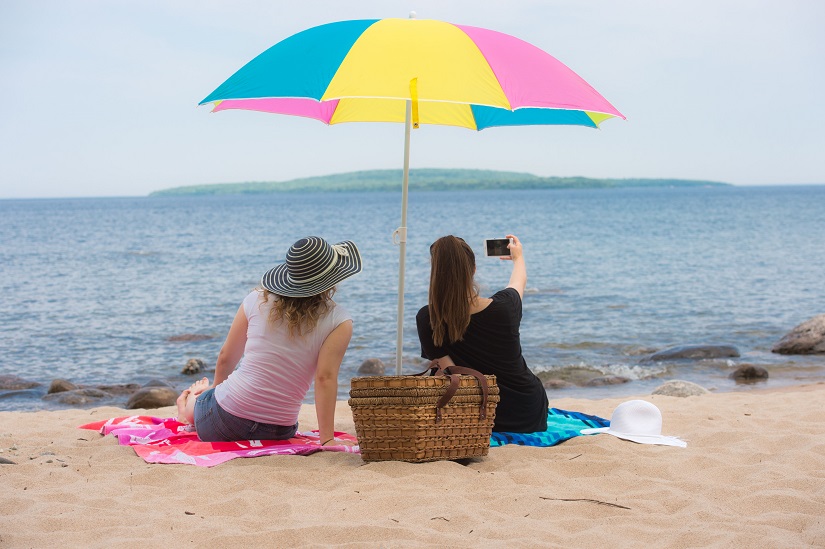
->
xmin=261 ymin=236 xmax=362 ymax=298
xmin=580 ymin=399 xmax=687 ymax=447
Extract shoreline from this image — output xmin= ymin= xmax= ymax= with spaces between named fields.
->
xmin=2 ymin=383 xmax=823 ymax=547
xmin=2 ymin=366 xmax=822 ymax=414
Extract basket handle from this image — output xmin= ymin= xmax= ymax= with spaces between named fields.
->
xmin=434 ymin=374 xmax=461 ymax=422
xmin=413 ymin=361 xmax=490 ymax=421
xmin=442 ymin=365 xmax=490 ymax=421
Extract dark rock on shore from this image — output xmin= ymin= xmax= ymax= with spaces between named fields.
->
xmin=182 ymin=358 xmax=206 ymax=375
xmin=645 ymin=344 xmax=740 ymax=362
xmin=143 ymin=379 xmax=175 ymax=388
xmin=48 ymin=379 xmax=78 ymax=394
xmin=358 ymin=358 xmax=386 ymax=376
xmin=0 ymin=375 xmax=41 ymax=391
xmin=771 ymin=315 xmax=825 ymax=355
xmin=43 ymin=379 xmax=164 ymax=407
xmin=541 ymin=379 xmax=575 ymax=390
xmin=536 ymin=367 xmax=604 ymax=387
xmin=584 ymin=375 xmax=630 ymax=387
xmin=652 ymin=380 xmax=709 ymax=397
xmin=95 ymin=383 xmax=142 ymax=395
xmin=43 ymin=388 xmax=112 ymax=405
xmin=535 ymin=369 xmax=625 ymax=388
xmin=730 ymin=365 xmax=769 ymax=382
xmin=0 ymin=457 xmax=17 ymax=465
xmin=126 ymin=386 xmax=178 ymax=409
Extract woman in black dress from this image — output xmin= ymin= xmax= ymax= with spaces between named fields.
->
xmin=416 ymin=234 xmax=548 ymax=433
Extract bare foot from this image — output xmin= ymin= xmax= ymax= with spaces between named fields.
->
xmin=176 ymin=390 xmax=192 ymax=424
xmin=188 ymin=377 xmax=210 ymax=396
xmin=176 ymin=377 xmax=210 ymax=424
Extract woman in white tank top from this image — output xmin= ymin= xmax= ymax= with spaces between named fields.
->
xmin=175 ymin=236 xmax=362 ymax=445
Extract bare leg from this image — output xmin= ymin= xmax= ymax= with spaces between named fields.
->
xmin=176 ymin=377 xmax=210 ymax=424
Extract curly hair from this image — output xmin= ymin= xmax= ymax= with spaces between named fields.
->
xmin=260 ymin=287 xmax=335 ymax=337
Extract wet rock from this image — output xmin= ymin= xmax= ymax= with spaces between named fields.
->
xmin=646 ymin=344 xmax=740 ymax=362
xmin=536 ymin=367 xmax=601 ymax=386
xmin=541 ymin=379 xmax=575 ymax=390
xmin=43 ymin=388 xmax=111 ymax=406
xmin=182 ymin=358 xmax=206 ymax=375
xmin=730 ymin=365 xmax=769 ymax=382
xmin=126 ymin=387 xmax=178 ymax=409
xmin=142 ymin=379 xmax=175 ymax=388
xmin=48 ymin=379 xmax=78 ymax=394
xmin=0 ymin=375 xmax=41 ymax=391
xmin=48 ymin=380 xmax=139 ymax=398
xmin=167 ymin=334 xmax=216 ymax=342
xmin=584 ymin=375 xmax=631 ymax=387
xmin=95 ymin=383 xmax=141 ymax=395
xmin=358 ymin=358 xmax=386 ymax=376
xmin=771 ymin=314 xmax=825 ymax=355
xmin=652 ymin=380 xmax=709 ymax=397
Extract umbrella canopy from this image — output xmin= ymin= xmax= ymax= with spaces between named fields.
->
xmin=200 ymin=18 xmax=624 ymax=129
xmin=199 ymin=17 xmax=624 ymax=374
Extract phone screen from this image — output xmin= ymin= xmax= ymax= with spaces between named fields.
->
xmin=485 ymin=238 xmax=511 ymax=256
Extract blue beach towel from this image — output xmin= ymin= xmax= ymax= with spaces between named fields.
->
xmin=490 ymin=408 xmax=609 ymax=447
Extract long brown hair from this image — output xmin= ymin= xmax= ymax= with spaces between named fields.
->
xmin=261 ymin=287 xmax=335 ymax=338
xmin=428 ymin=236 xmax=479 ymax=346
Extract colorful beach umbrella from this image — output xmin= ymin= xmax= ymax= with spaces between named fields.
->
xmin=199 ymin=17 xmax=625 ymax=373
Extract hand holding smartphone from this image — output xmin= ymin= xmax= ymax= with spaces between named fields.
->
xmin=483 ymin=238 xmax=513 ymax=258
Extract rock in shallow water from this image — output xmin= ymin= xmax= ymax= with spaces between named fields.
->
xmin=730 ymin=365 xmax=769 ymax=382
xmin=646 ymin=344 xmax=740 ymax=362
xmin=95 ymin=383 xmax=141 ymax=395
xmin=182 ymin=358 xmax=206 ymax=375
xmin=0 ymin=375 xmax=41 ymax=391
xmin=652 ymin=380 xmax=709 ymax=397
xmin=541 ymin=379 xmax=575 ymax=390
xmin=584 ymin=375 xmax=631 ymax=387
xmin=48 ymin=379 xmax=78 ymax=394
xmin=771 ymin=314 xmax=825 ymax=355
xmin=43 ymin=388 xmax=111 ymax=405
xmin=358 ymin=358 xmax=386 ymax=376
xmin=126 ymin=387 xmax=178 ymax=409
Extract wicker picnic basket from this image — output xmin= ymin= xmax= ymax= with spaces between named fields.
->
xmin=349 ymin=364 xmax=499 ymax=463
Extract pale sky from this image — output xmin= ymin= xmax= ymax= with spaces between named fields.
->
xmin=1 ymin=1 xmax=823 ymax=199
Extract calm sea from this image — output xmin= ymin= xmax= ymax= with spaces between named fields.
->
xmin=1 ymin=185 xmax=824 ymax=411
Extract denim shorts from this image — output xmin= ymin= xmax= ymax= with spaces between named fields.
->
xmin=193 ymin=388 xmax=298 ymax=442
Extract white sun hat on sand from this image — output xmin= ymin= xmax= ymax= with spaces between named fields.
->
xmin=580 ymin=399 xmax=687 ymax=447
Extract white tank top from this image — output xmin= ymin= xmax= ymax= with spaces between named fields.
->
xmin=214 ymin=290 xmax=351 ymax=425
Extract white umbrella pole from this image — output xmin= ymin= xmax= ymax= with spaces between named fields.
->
xmin=394 ymin=100 xmax=412 ymax=375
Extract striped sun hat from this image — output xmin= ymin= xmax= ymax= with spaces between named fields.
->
xmin=261 ymin=236 xmax=362 ymax=298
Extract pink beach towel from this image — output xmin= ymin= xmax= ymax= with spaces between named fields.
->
xmin=79 ymin=416 xmax=359 ymax=467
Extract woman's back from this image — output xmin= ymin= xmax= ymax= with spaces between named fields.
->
xmin=216 ymin=290 xmax=351 ymax=426
xmin=416 ymin=287 xmax=548 ymax=433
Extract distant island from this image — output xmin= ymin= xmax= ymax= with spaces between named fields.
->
xmin=150 ymin=169 xmax=730 ymax=196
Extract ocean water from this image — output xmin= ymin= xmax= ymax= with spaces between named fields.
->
xmin=1 ymin=185 xmax=824 ymax=411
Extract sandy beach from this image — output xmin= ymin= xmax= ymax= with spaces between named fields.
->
xmin=1 ymin=383 xmax=823 ymax=548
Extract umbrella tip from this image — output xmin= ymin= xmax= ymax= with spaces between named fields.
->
xmin=408 ymin=11 xmax=416 ymax=19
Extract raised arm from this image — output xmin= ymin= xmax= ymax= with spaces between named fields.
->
xmin=314 ymin=320 xmax=354 ymax=446
xmin=212 ymin=304 xmax=248 ymax=388
xmin=504 ymin=234 xmax=527 ymax=299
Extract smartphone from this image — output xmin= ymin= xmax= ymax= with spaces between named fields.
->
xmin=483 ymin=238 xmax=512 ymax=257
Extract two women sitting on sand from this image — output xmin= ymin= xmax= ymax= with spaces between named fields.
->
xmin=178 ymin=232 xmax=547 ymax=442
xmin=176 ymin=236 xmax=361 ymax=446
